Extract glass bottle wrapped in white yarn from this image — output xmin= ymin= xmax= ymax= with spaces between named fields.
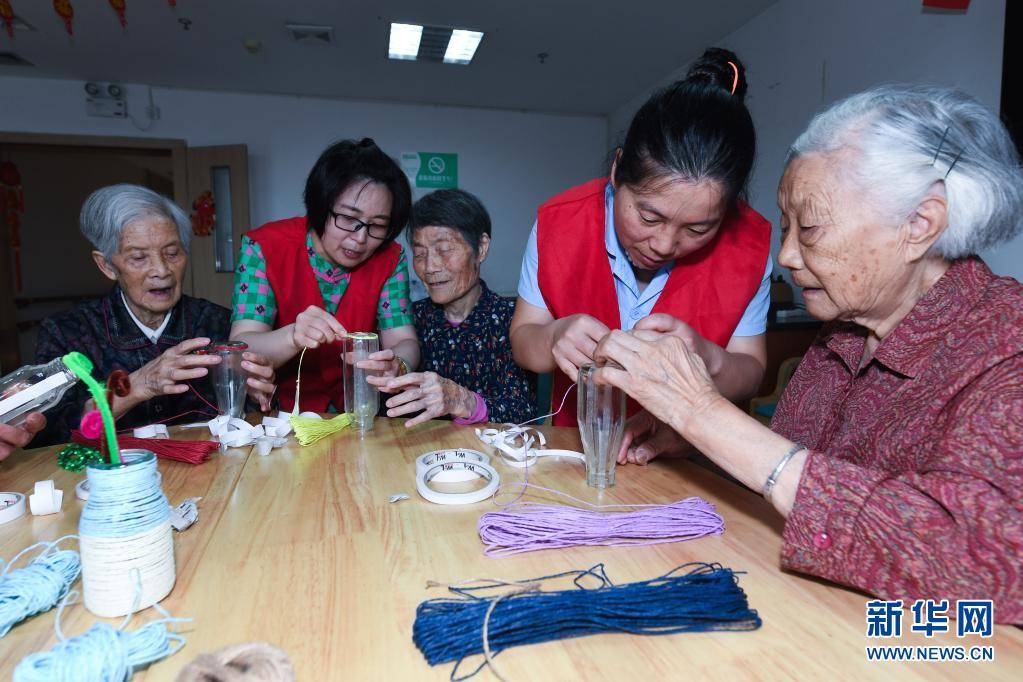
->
xmin=78 ymin=449 xmax=176 ymax=618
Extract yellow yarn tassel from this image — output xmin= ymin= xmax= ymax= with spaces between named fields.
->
xmin=290 ymin=412 xmax=354 ymax=446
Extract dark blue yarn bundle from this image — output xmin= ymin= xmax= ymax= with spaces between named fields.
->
xmin=413 ymin=562 xmax=761 ymax=677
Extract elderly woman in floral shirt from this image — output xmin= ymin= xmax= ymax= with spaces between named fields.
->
xmin=596 ymin=85 xmax=1023 ymax=622
xmin=371 ymin=189 xmax=535 ymax=427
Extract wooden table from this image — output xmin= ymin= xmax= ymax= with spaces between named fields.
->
xmin=1 ymin=419 xmax=1020 ymax=680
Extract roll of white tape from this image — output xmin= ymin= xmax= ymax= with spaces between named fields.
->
xmin=0 ymin=492 xmax=26 ymax=525
xmin=416 ymin=449 xmax=491 ymax=483
xmin=255 ymin=436 xmax=274 ymax=457
xmin=29 ymin=480 xmax=62 ymax=515
xmin=261 ymin=416 xmax=292 ymax=438
xmin=416 ymin=461 xmax=500 ymax=506
xmin=132 ymin=424 xmax=170 ymax=439
xmin=207 ymin=415 xmax=230 ymax=436
xmin=299 ymin=411 xmax=322 ymax=420
xmin=219 ymin=428 xmax=255 ymax=448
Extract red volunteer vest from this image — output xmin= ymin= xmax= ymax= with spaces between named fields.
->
xmin=247 ymin=217 xmax=400 ymax=412
xmin=536 ymin=178 xmax=771 ymax=427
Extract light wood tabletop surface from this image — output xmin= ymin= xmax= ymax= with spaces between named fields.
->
xmin=1 ymin=418 xmax=1020 ymax=681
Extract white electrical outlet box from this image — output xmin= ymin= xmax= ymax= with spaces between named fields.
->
xmin=86 ymin=98 xmax=127 ymax=118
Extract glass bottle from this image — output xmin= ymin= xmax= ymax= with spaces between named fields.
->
xmin=0 ymin=358 xmax=79 ymax=426
xmin=577 ymin=363 xmax=626 ymax=488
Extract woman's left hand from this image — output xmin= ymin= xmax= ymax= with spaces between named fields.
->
xmin=242 ymin=351 xmax=276 ymax=412
xmin=373 ymin=372 xmax=476 ymax=428
xmin=594 ymin=329 xmax=723 ymax=433
xmin=633 ymin=313 xmax=724 ymax=375
xmin=356 ymin=349 xmax=403 ymax=379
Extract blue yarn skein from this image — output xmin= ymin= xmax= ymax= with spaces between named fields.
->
xmin=413 ymin=562 xmax=762 ymax=677
xmin=13 ymin=616 xmax=188 ymax=682
xmin=0 ymin=538 xmax=81 ymax=637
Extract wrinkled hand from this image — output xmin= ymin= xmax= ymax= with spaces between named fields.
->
xmin=0 ymin=412 xmax=46 ymax=462
xmin=241 ymin=351 xmax=276 ymax=411
xmin=132 ymin=337 xmax=221 ymax=402
xmin=617 ymin=409 xmax=694 ymax=465
xmin=356 ymin=349 xmax=402 ymax=379
xmin=371 ymin=372 xmax=476 ymax=428
xmin=594 ymin=329 xmax=722 ymax=434
xmin=634 ymin=313 xmax=723 ymax=375
xmin=551 ymin=314 xmax=612 ymax=381
xmin=292 ymin=306 xmax=346 ymax=349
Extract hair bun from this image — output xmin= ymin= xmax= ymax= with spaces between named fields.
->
xmin=683 ymin=47 xmax=747 ymax=101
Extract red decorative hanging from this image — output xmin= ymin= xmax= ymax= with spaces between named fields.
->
xmin=922 ymin=0 xmax=970 ymax=8
xmin=52 ymin=0 xmax=73 ymax=37
xmin=190 ymin=190 xmax=216 ymax=236
xmin=0 ymin=1 xmax=15 ymax=39
xmin=108 ymin=0 xmax=126 ymax=28
xmin=0 ymin=161 xmax=25 ymax=293
xmin=167 ymin=0 xmax=176 ymax=7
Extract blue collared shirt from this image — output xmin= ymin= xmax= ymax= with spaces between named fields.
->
xmin=517 ymin=182 xmax=771 ymax=334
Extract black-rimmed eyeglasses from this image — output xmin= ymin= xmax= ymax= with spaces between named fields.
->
xmin=330 ymin=211 xmax=390 ymax=240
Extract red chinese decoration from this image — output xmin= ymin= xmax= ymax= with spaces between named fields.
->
xmin=52 ymin=0 xmax=73 ymax=37
xmin=108 ymin=0 xmax=126 ymax=28
xmin=0 ymin=1 xmax=15 ymax=39
xmin=190 ymin=190 xmax=216 ymax=236
xmin=922 ymin=0 xmax=970 ymax=8
xmin=167 ymin=0 xmax=176 ymax=7
xmin=0 ymin=161 xmax=25 ymax=293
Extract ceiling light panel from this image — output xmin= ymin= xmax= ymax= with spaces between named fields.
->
xmin=388 ymin=23 xmax=423 ymax=61
xmin=443 ymin=29 xmax=483 ymax=65
xmin=388 ymin=23 xmax=484 ymax=64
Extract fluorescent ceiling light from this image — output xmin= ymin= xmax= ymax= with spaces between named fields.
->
xmin=388 ymin=23 xmax=422 ymax=61
xmin=443 ymin=29 xmax=483 ymax=65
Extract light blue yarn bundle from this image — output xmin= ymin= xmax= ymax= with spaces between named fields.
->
xmin=0 ymin=538 xmax=81 ymax=637
xmin=12 ymin=602 xmax=188 ymax=682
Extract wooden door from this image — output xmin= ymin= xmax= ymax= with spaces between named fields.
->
xmin=185 ymin=145 xmax=250 ymax=308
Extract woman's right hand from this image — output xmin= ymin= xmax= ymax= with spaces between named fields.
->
xmin=617 ymin=409 xmax=694 ymax=465
xmin=550 ymin=314 xmax=611 ymax=380
xmin=131 ymin=337 xmax=222 ymax=402
xmin=291 ymin=305 xmax=346 ymax=350
xmin=0 ymin=412 xmax=46 ymax=461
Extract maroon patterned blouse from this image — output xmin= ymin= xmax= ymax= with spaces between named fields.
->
xmin=772 ymin=257 xmax=1022 ymax=623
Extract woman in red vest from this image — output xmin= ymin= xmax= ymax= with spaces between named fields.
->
xmin=511 ymin=48 xmax=772 ymax=439
xmin=229 ymin=139 xmax=419 ymax=413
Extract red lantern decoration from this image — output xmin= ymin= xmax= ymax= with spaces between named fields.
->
xmin=0 ymin=1 xmax=15 ymax=39
xmin=52 ymin=0 xmax=73 ymax=37
xmin=108 ymin=0 xmax=126 ymax=28
xmin=922 ymin=0 xmax=970 ymax=8
xmin=191 ymin=190 xmax=216 ymax=236
xmin=0 ymin=161 xmax=25 ymax=293
xmin=168 ymin=0 xmax=176 ymax=7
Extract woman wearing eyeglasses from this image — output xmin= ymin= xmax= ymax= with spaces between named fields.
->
xmin=229 ymin=138 xmax=419 ymax=413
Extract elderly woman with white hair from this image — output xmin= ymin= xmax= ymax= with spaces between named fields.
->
xmin=29 ymin=184 xmax=276 ymax=446
xmin=595 ymin=85 xmax=1023 ymax=622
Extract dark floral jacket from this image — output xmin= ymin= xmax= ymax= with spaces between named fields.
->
xmin=413 ymin=280 xmax=536 ymax=424
xmin=31 ymin=286 xmax=232 ymax=447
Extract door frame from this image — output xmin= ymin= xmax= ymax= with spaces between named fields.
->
xmin=0 ymin=132 xmax=188 ymax=370
xmin=0 ymin=132 xmax=188 ymax=207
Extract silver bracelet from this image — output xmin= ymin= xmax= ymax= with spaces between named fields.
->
xmin=762 ymin=443 xmax=806 ymax=504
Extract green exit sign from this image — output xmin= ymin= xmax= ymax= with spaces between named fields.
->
xmin=401 ymin=152 xmax=458 ymax=189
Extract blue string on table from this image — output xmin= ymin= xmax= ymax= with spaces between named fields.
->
xmin=0 ymin=537 xmax=81 ymax=637
xmin=413 ymin=562 xmax=762 ymax=680
xmin=12 ymin=595 xmax=189 ymax=682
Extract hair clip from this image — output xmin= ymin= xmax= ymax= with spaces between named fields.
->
xmin=932 ymin=126 xmax=951 ymax=165
xmin=945 ymin=148 xmax=964 ymax=178
xmin=726 ymin=61 xmax=739 ymax=96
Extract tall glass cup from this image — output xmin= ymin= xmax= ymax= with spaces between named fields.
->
xmin=206 ymin=341 xmax=248 ymax=418
xmin=343 ymin=332 xmax=379 ymax=432
xmin=577 ymin=363 xmax=626 ymax=488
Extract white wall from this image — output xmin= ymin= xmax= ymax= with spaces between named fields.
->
xmin=608 ymin=0 xmax=1019 ymax=282
xmin=0 ymin=75 xmax=608 ymax=297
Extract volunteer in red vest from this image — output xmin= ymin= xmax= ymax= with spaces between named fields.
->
xmin=229 ymin=138 xmax=420 ymax=412
xmin=511 ymin=47 xmax=772 ymax=443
